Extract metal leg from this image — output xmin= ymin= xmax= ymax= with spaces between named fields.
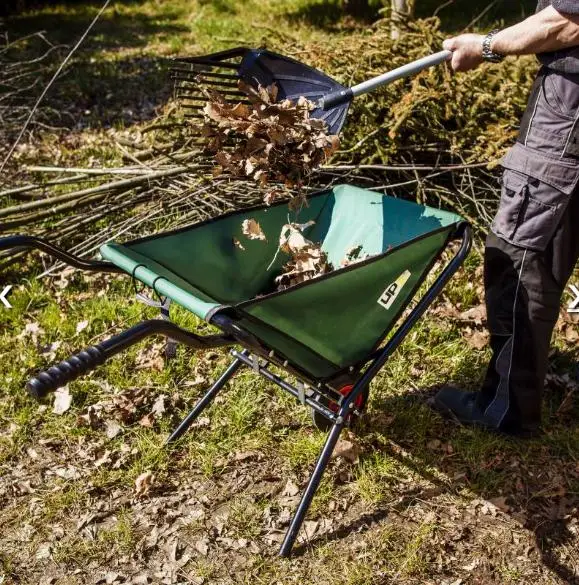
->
xmin=278 ymin=419 xmax=345 ymax=557
xmin=166 ymin=356 xmax=244 ymax=444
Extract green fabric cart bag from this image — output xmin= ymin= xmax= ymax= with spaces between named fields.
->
xmin=100 ymin=184 xmax=463 ymax=378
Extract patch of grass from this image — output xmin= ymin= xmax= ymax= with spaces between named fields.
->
xmin=393 ymin=520 xmax=437 ymax=578
xmin=52 ymin=508 xmax=135 ymax=565
xmin=354 ymin=452 xmax=402 ymax=504
xmin=279 ymin=428 xmax=326 ymax=471
xmin=40 ymin=484 xmax=88 ymax=523
xmin=228 ymin=497 xmax=267 ymax=540
xmin=308 ymin=474 xmax=336 ymax=516
xmin=498 ymin=564 xmax=526 ymax=583
xmin=124 ymin=430 xmax=170 ymax=485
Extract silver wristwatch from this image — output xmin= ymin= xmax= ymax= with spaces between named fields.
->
xmin=482 ymin=29 xmax=504 ymax=63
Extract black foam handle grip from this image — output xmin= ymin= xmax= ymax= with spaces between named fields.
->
xmin=26 ymin=345 xmax=106 ymax=400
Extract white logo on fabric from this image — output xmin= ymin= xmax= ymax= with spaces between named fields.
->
xmin=0 ymin=285 xmax=12 ymax=309
xmin=568 ymin=284 xmax=579 ymax=314
xmin=378 ymin=270 xmax=411 ymax=310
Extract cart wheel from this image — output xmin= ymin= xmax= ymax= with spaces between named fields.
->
xmin=311 ymin=384 xmax=369 ymax=432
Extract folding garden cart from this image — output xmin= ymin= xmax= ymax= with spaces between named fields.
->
xmin=0 ymin=183 xmax=471 ymax=556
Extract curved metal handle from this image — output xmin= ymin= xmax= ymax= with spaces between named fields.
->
xmin=26 ymin=319 xmax=235 ymax=400
xmin=27 ymin=346 xmax=106 ymax=399
xmin=0 ymin=235 xmax=122 ymax=273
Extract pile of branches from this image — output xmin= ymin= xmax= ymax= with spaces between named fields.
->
xmin=0 ymin=17 xmax=539 ymax=276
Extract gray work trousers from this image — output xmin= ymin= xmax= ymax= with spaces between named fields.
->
xmin=477 ymin=67 xmax=579 ymax=433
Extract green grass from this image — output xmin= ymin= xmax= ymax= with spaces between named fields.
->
xmin=2 ymin=1 xmax=579 ymax=583
xmin=1 ymin=245 xmax=578 ymax=583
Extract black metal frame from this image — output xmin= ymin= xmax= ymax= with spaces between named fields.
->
xmin=0 ymin=223 xmax=472 ymax=557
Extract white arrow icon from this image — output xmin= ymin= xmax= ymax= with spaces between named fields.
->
xmin=569 ymin=284 xmax=579 ymax=313
xmin=0 ymin=285 xmax=12 ymax=309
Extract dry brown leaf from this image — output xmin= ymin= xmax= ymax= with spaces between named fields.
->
xmin=135 ymin=342 xmax=165 ymax=371
xmin=52 ymin=386 xmax=72 ymax=415
xmin=195 ymin=538 xmax=210 ymax=556
xmin=241 ymin=218 xmax=266 ymax=241
xmin=105 ymin=419 xmax=122 ymax=439
xmin=332 ymin=432 xmax=361 ymax=463
xmin=466 ymin=329 xmax=489 ymax=350
xmin=459 ymin=305 xmax=487 ymax=325
xmin=564 ymin=325 xmax=579 ymax=343
xmin=139 ymin=413 xmax=155 ymax=427
xmin=557 ymin=390 xmax=575 ymax=416
xmin=75 ymin=320 xmax=89 ymax=334
xmin=282 ymin=479 xmax=300 ymax=497
xmin=135 ymin=471 xmax=155 ymax=497
xmin=487 ymin=496 xmax=511 ymax=513
xmin=151 ymin=394 xmax=166 ymax=417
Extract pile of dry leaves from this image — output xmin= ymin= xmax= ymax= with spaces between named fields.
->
xmin=237 ymin=219 xmax=370 ymax=290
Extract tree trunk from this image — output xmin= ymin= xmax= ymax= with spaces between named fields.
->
xmin=391 ymin=0 xmax=415 ymax=40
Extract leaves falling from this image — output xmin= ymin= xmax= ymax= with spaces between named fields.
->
xmin=201 ymin=80 xmax=340 ymax=209
xmin=199 ymin=81 xmax=347 ymax=291
xmin=241 ymin=218 xmax=266 ymax=241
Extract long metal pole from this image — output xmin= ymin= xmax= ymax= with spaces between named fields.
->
xmin=321 ymin=50 xmax=452 ymax=110
xmin=350 ymin=50 xmax=452 ymax=98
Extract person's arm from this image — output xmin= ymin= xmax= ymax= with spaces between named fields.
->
xmin=444 ymin=6 xmax=579 ymax=72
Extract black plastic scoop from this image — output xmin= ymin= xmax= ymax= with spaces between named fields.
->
xmin=171 ymin=47 xmax=451 ymax=135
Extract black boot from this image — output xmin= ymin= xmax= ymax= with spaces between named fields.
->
xmin=430 ymin=386 xmax=540 ymax=438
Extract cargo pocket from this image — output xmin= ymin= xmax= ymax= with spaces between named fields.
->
xmin=492 ymin=144 xmax=579 ymax=251
xmin=491 ymin=170 xmax=528 ymax=242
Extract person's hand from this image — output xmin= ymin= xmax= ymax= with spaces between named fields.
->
xmin=443 ymin=34 xmax=485 ymax=72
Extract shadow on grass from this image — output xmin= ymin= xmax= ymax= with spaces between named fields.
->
xmin=307 ymin=365 xmax=579 ymax=583
xmin=2 ymin=0 xmax=189 ymax=130
xmin=417 ymin=0 xmax=538 ymax=31
xmin=284 ymin=0 xmax=379 ymax=32
xmin=6 ymin=0 xmax=188 ymax=51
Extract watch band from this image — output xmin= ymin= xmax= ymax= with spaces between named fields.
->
xmin=482 ymin=29 xmax=504 ymax=63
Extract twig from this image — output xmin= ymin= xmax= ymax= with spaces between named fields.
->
xmin=0 ymin=0 xmax=112 ymax=173
xmin=0 ymin=167 xmax=189 ymax=219
xmin=25 ymin=165 xmax=155 ymax=175
xmin=322 ymin=162 xmax=492 ymax=172
xmin=462 ymin=0 xmax=500 ymax=32
xmin=433 ymin=0 xmax=455 ymax=16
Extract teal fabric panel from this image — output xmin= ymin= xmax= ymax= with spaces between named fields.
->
xmin=241 ymin=229 xmax=451 ymax=373
xmin=118 ymin=193 xmax=331 ymax=305
xmin=310 ymin=184 xmax=462 ymax=267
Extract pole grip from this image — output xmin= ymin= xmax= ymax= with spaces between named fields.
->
xmin=25 ymin=319 xmax=235 ymax=401
xmin=27 ymin=345 xmax=107 ymax=399
xmin=350 ymin=50 xmax=452 ymax=98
